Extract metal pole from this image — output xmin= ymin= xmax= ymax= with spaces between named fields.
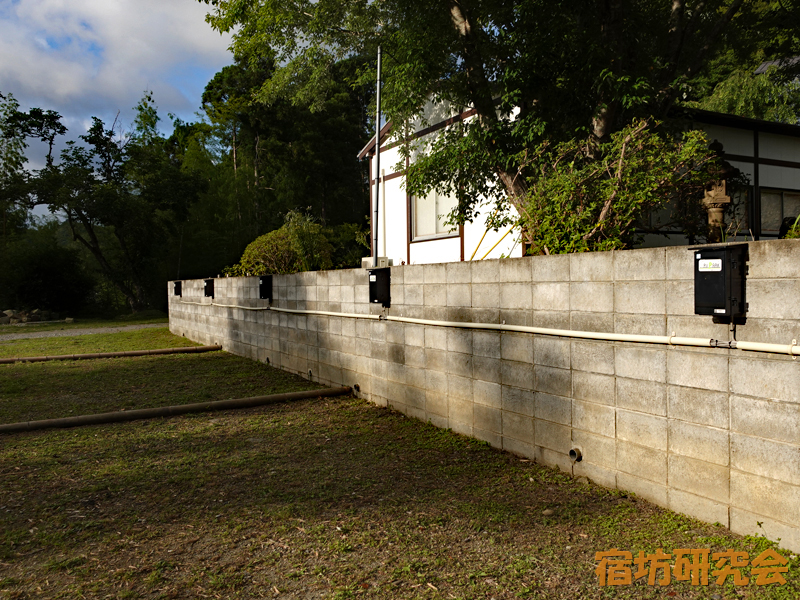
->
xmin=373 ymin=45 xmax=382 ymax=266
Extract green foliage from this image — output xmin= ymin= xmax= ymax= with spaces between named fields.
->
xmin=0 ymin=92 xmax=29 ymax=240
xmin=521 ymin=121 xmax=717 ymax=254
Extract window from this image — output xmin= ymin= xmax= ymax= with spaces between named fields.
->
xmin=412 ymin=189 xmax=458 ymax=240
xmin=761 ymin=188 xmax=800 ymax=235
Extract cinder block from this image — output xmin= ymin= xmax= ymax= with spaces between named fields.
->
xmin=730 ymin=358 xmax=800 ymax=403
xmin=500 ymin=283 xmax=532 ymax=309
xmin=503 ymin=411 xmax=534 ymax=443
xmin=448 ymin=375 xmax=473 ymax=400
xmin=571 ymin=341 xmax=615 ymax=375
xmin=405 ymin=366 xmax=427 ymax=390
xmin=735 ymin=317 xmax=800 ymax=346
xmin=403 ymin=385 xmax=427 ymax=411
xmin=424 ymin=326 xmax=448 ymax=350
xmin=573 ymin=461 xmax=617 ymax=488
xmin=569 ymin=282 xmax=614 ymax=312
xmin=665 ymin=280 xmax=694 ymax=316
xmin=730 ymin=507 xmax=800 ymax=553
xmin=614 ymin=247 xmax=665 ymax=281
xmin=669 ymin=489 xmax=730 ymax=527
xmin=500 ymin=257 xmax=532 ymax=283
xmin=427 ymin=413 xmax=449 ymax=430
xmin=533 ymin=310 xmax=571 ymax=329
xmin=535 ymin=419 xmax=571 ymax=452
xmin=423 ymin=284 xmax=447 ymax=306
xmin=534 ymin=365 xmax=571 ymax=397
xmin=669 ymin=421 xmax=729 ymax=466
xmin=616 ymin=346 xmax=666 ymax=382
xmin=747 ymin=239 xmax=800 ymax=279
xmin=571 ymin=429 xmax=616 ymax=468
xmin=730 ymin=395 xmax=800 ymax=445
xmin=535 ymin=447 xmax=572 ymax=474
xmin=474 ymin=404 xmax=501 ymax=433
xmin=425 ymin=348 xmax=447 ymax=372
xmin=502 ymin=437 xmax=535 ymax=459
xmin=499 ymin=309 xmax=529 ymax=327
xmin=446 ymin=352 xmax=473 ymax=378
xmin=449 ymin=396 xmax=473 ymax=426
xmin=668 ymin=350 xmax=728 ymax=392
xmin=669 ymin=386 xmax=728 ymax=428
xmin=446 ymin=284 xmax=471 ymax=307
xmin=471 ymin=308 xmax=500 ymax=324
xmin=369 ymin=320 xmax=387 ymax=341
xmin=666 ymin=315 xmax=731 ymax=341
xmin=471 ymin=259 xmax=500 ymax=283
xmin=747 ymin=279 xmax=800 ymax=319
xmin=404 ymin=284 xmax=423 ymax=305
xmin=502 ymin=386 xmax=535 ymax=416
xmin=446 ymin=307 xmax=472 ymax=323
xmin=474 ymin=380 xmax=501 ymax=408
xmin=447 ymin=328 xmax=472 ymax=354
xmin=616 ymin=378 xmax=666 ymax=415
xmin=570 ymin=250 xmax=613 ymax=282
xmin=573 ymin=371 xmax=615 ymax=406
xmin=531 ymin=253 xmax=569 ymax=282
xmin=532 ymin=282 xmax=570 ymax=312
xmin=614 ymin=314 xmax=666 ymax=336
xmin=387 ymin=343 xmax=405 ymax=365
xmin=569 ymin=311 xmax=614 ymax=333
xmin=501 ymin=333 xmax=533 ymax=363
xmin=573 ymin=400 xmax=615 ymax=438
xmin=669 ymin=454 xmax=729 ymax=503
xmin=502 ymin=360 xmax=534 ymax=389
xmin=386 ymin=322 xmax=405 ymax=345
xmin=534 ymin=393 xmax=572 ymax=425
xmin=617 ymin=468 xmax=668 ymax=503
xmin=615 ymin=281 xmax=666 ymax=315
xmin=666 ymin=246 xmax=694 ymax=280
xmin=731 ymin=433 xmax=800 ymax=486
xmin=425 ymin=391 xmax=448 ymax=417
xmin=370 ymin=340 xmax=389 ymax=362
xmin=404 ymin=264 xmax=424 ymax=284
xmin=730 ymin=470 xmax=800 ymax=526
xmin=534 ymin=337 xmax=570 ymax=369
xmin=446 ymin=261 xmax=472 ymax=283
xmin=426 ymin=369 xmax=448 ymax=394
xmin=473 ymin=356 xmax=501 ymax=384
xmin=472 ymin=283 xmax=500 ymax=308
xmin=617 ymin=410 xmax=668 ymax=451
xmin=404 ymin=324 xmax=425 ymax=347
xmin=474 ymin=428 xmax=503 ymax=449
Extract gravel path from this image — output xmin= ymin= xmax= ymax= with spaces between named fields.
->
xmin=0 ymin=322 xmax=167 ymax=342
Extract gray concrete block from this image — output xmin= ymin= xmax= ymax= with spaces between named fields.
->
xmin=405 ymin=366 xmax=427 ymax=390
xmin=503 ymin=411 xmax=534 ymax=443
xmin=499 ymin=309 xmax=530 ymax=327
xmin=423 ymin=284 xmax=447 ymax=306
xmin=569 ymin=311 xmax=614 ymax=333
xmin=534 ymin=337 xmax=570 ymax=369
xmin=474 ymin=428 xmax=503 ymax=449
xmin=747 ymin=239 xmax=800 ymax=279
xmin=446 ymin=261 xmax=472 ymax=283
xmin=614 ymin=314 xmax=667 ymax=336
xmin=669 ymin=489 xmax=730 ymax=528
xmin=448 ymin=374 xmax=473 ymax=401
xmin=403 ymin=384 xmax=427 ymax=411
xmin=735 ymin=318 xmax=800 ymax=346
xmin=425 ymin=348 xmax=447 ymax=372
xmin=470 ymin=259 xmax=502 ymax=284
xmin=535 ymin=447 xmax=572 ymax=473
xmin=474 ymin=380 xmax=501 ymax=408
xmin=501 ymin=333 xmax=533 ymax=363
xmin=424 ymin=326 xmax=448 ymax=350
xmin=731 ymin=433 xmax=800 ymax=486
xmin=571 ymin=429 xmax=616 ymax=468
xmin=535 ymin=365 xmax=571 ymax=397
xmin=447 ymin=352 xmax=473 ymax=378
xmin=665 ymin=315 xmax=731 ymax=341
xmin=614 ymin=247 xmax=665 ymax=281
xmin=669 ymin=420 xmax=729 ymax=466
xmin=423 ymin=263 xmax=447 ymax=284
xmin=533 ymin=310 xmax=571 ymax=329
xmin=447 ymin=328 xmax=472 ymax=354
xmin=665 ymin=280 xmax=694 ymax=316
xmin=730 ymin=395 xmax=800 ymax=445
xmin=473 ymin=356 xmax=501 ymax=384
xmin=532 ymin=282 xmax=570 ymax=312
xmin=669 ymin=454 xmax=729 ymax=503
xmin=388 ymin=266 xmax=403 ymax=285
xmin=500 ymin=257 xmax=533 ymax=283
xmin=501 ymin=360 xmax=534 ymax=389
xmin=500 ymin=283 xmax=533 ymax=310
xmin=747 ymin=279 xmax=800 ymax=319
xmin=616 ymin=443 xmax=668 ymax=485
xmin=570 ymin=250 xmax=613 ymax=282
xmin=534 ymin=419 xmax=571 ymax=453
xmin=730 ymin=507 xmax=800 ymax=553
xmin=617 ymin=410 xmax=668 ymax=451
xmin=446 ymin=307 xmax=473 ymax=323
xmin=571 ymin=341 xmax=615 ymax=375
xmin=569 ymin=282 xmax=614 ymax=312
xmin=472 ymin=308 xmax=501 ymax=324
xmin=730 ymin=357 xmax=800 ymax=403
xmin=404 ymin=324 xmax=425 ymax=347
xmin=502 ymin=386 xmax=535 ymax=416
xmin=534 ymin=393 xmax=572 ymax=425
xmin=474 ymin=403 xmax=501 ymax=433
xmin=472 ymin=283 xmax=501 ymax=308
xmin=404 ymin=284 xmax=423 ymax=305
xmin=617 ymin=472 xmax=668 ymax=506
xmin=730 ymin=470 xmax=800 ymax=526
xmin=573 ymin=461 xmax=617 ymax=488
xmin=668 ymin=350 xmax=728 ymax=392
xmin=616 ymin=346 xmax=666 ymax=382
xmin=668 ymin=386 xmax=728 ymax=428
xmin=531 ymin=253 xmax=569 ymax=282
xmin=386 ymin=322 xmax=404 ymax=345
xmin=425 ymin=391 xmax=448 ymax=417
xmin=446 ymin=284 xmax=471 ymax=307
xmin=388 ymin=343 xmax=405 ymax=365
xmin=573 ymin=400 xmax=615 ymax=438
xmin=449 ymin=396 xmax=473 ymax=427
xmin=502 ymin=437 xmax=535 ymax=459
xmin=573 ymin=371 xmax=615 ymax=406
xmin=404 ymin=264 xmax=424 ymax=284
xmin=427 ymin=413 xmax=449 ymax=431
xmin=615 ymin=281 xmax=666 ymax=315
xmin=616 ymin=378 xmax=666 ymax=415
xmin=369 ymin=320 xmax=387 ymax=341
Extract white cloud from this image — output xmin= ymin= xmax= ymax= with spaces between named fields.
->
xmin=0 ymin=0 xmax=233 ymax=130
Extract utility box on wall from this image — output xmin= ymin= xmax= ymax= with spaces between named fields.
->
xmin=173 ymin=281 xmax=182 ymax=297
xmin=692 ymin=243 xmax=747 ymax=321
xmin=204 ymin=279 xmax=215 ymax=299
xmin=368 ymin=268 xmax=391 ymax=307
xmin=259 ymin=275 xmax=273 ymax=301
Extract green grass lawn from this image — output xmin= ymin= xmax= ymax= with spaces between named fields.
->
xmin=0 ymin=309 xmax=168 ymax=334
xmin=0 ymin=326 xmax=199 ymax=360
xmin=0 ymin=329 xmax=797 ymax=599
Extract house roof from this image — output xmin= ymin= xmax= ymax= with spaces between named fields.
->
xmin=684 ymin=107 xmax=800 ymax=139
xmin=754 ymin=56 xmax=800 ymax=75
xmin=357 ymin=121 xmax=394 ymax=160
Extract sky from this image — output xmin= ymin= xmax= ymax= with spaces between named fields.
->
xmin=0 ymin=0 xmax=234 ymax=165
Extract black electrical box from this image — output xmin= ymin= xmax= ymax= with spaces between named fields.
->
xmin=204 ymin=278 xmax=215 ymax=298
xmin=368 ymin=268 xmax=391 ymax=307
xmin=173 ymin=281 xmax=182 ymax=297
xmin=692 ymin=243 xmax=747 ymax=321
xmin=259 ymin=275 xmax=273 ymax=301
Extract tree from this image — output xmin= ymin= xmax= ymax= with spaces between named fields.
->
xmin=0 ymin=92 xmax=30 ymax=241
xmin=200 ymin=0 xmax=800 ymax=249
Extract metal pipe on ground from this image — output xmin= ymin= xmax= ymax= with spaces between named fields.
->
xmin=0 ymin=386 xmax=352 ymax=434
xmin=0 ymin=345 xmax=222 ymax=365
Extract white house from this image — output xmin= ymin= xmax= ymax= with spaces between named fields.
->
xmin=359 ymin=104 xmax=800 ymax=265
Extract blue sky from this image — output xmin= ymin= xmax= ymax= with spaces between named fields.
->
xmin=0 ymin=0 xmax=233 ymax=166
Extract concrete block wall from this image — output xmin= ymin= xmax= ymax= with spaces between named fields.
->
xmin=169 ymin=240 xmax=800 ymax=552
